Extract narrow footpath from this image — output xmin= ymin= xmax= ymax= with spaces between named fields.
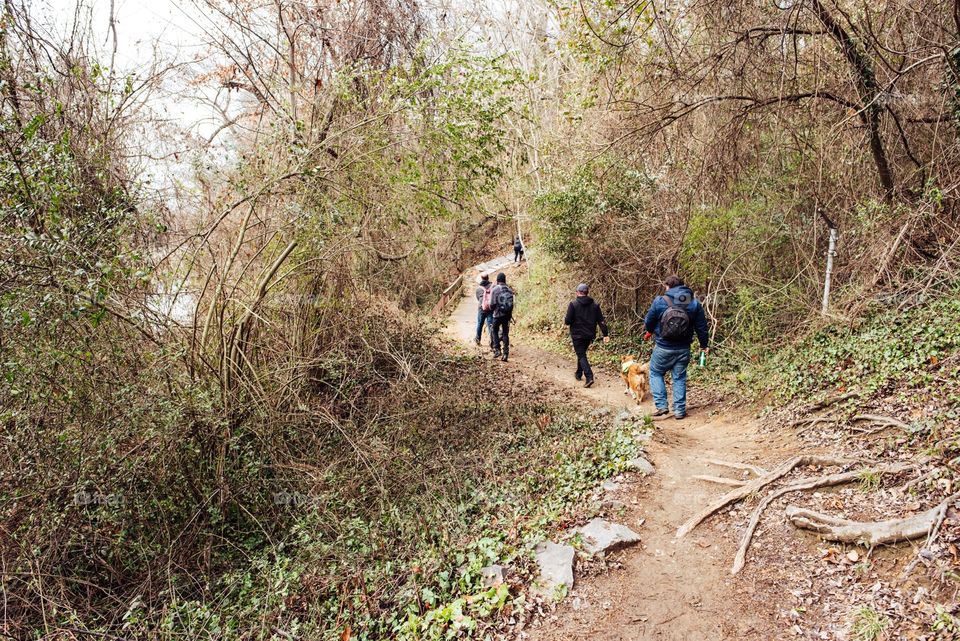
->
xmin=444 ymin=256 xmax=794 ymax=640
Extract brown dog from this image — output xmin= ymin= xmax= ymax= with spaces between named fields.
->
xmin=620 ymin=355 xmax=650 ymax=404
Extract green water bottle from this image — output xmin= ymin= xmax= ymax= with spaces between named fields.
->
xmin=699 ymin=350 xmax=707 ymax=367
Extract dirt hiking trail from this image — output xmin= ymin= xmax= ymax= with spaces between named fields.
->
xmin=444 ymin=256 xmax=795 ymax=640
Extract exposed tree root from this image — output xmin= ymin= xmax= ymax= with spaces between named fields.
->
xmin=703 ymin=458 xmax=768 ymax=476
xmin=677 ymin=455 xmax=861 ymax=539
xmin=896 ymin=468 xmax=940 ymax=494
xmin=693 ymin=475 xmax=746 ymax=487
xmin=791 ymin=416 xmax=838 ymax=431
xmin=788 ymin=491 xmax=959 ymax=552
xmin=803 ymin=391 xmax=858 ymax=413
xmin=851 ymin=414 xmax=910 ymax=430
xmin=730 ymin=461 xmax=915 ymax=574
xmin=900 ymin=493 xmax=958 ymax=579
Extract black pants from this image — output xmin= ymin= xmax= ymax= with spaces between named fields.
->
xmin=514 ymin=249 xmax=523 ymax=261
xmin=492 ymin=316 xmax=511 ymax=357
xmin=572 ymin=337 xmax=593 ymax=381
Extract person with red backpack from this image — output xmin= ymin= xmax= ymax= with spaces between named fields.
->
xmin=475 ymin=272 xmax=495 ymax=346
xmin=643 ymin=274 xmax=709 ymax=420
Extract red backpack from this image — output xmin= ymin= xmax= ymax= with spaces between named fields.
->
xmin=481 ymin=285 xmax=494 ymax=311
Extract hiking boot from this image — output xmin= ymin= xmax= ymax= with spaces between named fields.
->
xmin=575 ymin=373 xmax=583 ymax=381
xmin=500 ymin=354 xmax=509 ymax=362
xmin=652 ymin=408 xmax=669 ymax=417
xmin=584 ymin=378 xmax=594 ymax=389
xmin=493 ymin=351 xmax=501 ymax=359
xmin=474 ymin=337 xmax=481 ymax=346
xmin=674 ymin=413 xmax=687 ymax=420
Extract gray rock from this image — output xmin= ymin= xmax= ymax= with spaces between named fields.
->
xmin=626 ymin=456 xmax=655 ymax=475
xmin=614 ymin=409 xmax=633 ymax=426
xmin=576 ymin=518 xmax=642 ymax=554
xmin=636 ymin=430 xmax=653 ymax=443
xmin=480 ymin=564 xmax=504 ymax=588
xmin=602 ymin=498 xmax=626 ymax=511
xmin=601 ymin=479 xmax=620 ymax=492
xmin=534 ymin=541 xmax=575 ymax=595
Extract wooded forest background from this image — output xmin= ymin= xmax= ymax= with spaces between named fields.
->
xmin=2 ymin=0 xmax=959 ymax=637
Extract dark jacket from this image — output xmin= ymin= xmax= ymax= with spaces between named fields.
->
xmin=475 ymin=281 xmax=492 ymax=311
xmin=513 ymin=239 xmax=523 ymax=251
xmin=643 ymin=285 xmax=709 ymax=350
xmin=491 ymin=284 xmax=513 ymax=319
xmin=564 ymin=295 xmax=609 ymax=342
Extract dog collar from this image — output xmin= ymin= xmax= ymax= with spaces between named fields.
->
xmin=621 ymin=360 xmax=637 ymax=374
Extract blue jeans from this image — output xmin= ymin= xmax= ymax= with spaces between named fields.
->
xmin=475 ymin=309 xmax=493 ymax=343
xmin=649 ymin=346 xmax=691 ymax=415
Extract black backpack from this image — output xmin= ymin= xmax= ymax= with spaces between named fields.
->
xmin=659 ymin=294 xmax=691 ymax=341
xmin=496 ymin=286 xmax=515 ymax=315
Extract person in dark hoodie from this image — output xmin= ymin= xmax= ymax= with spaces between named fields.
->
xmin=513 ymin=237 xmax=524 ymax=262
xmin=490 ymin=272 xmax=514 ymax=361
xmin=474 ymin=272 xmax=494 ymax=346
xmin=564 ymin=283 xmax=609 ymax=388
xmin=643 ymin=274 xmax=709 ymax=420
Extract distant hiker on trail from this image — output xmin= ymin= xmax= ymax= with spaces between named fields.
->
xmin=643 ymin=274 xmax=709 ymax=420
xmin=475 ymin=272 xmax=495 ymax=346
xmin=513 ymin=237 xmax=524 ymax=262
xmin=564 ymin=283 xmax=609 ymax=388
xmin=490 ymin=272 xmax=514 ymax=362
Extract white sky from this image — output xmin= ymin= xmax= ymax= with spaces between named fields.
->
xmin=31 ymin=0 xmax=553 ymax=194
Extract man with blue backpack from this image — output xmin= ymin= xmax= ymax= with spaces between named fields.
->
xmin=643 ymin=275 xmax=709 ymax=420
xmin=490 ymin=272 xmax=514 ymax=361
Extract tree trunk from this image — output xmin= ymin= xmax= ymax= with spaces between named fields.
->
xmin=808 ymin=0 xmax=895 ymax=199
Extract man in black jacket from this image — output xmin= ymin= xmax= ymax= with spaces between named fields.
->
xmin=490 ymin=272 xmax=514 ymax=361
xmin=564 ymin=283 xmax=609 ymax=388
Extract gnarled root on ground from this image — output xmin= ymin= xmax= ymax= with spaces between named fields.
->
xmin=692 ymin=475 xmax=746 ymax=487
xmin=676 ymin=455 xmax=862 ymax=539
xmin=729 ymin=461 xmax=916 ymax=574
xmin=786 ymin=501 xmax=944 ymax=546
xmin=702 ymin=458 xmax=768 ymax=476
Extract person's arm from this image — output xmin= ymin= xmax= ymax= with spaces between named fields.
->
xmin=596 ymin=304 xmax=609 ymax=338
xmin=693 ymin=302 xmax=709 ymax=350
xmin=564 ymin=302 xmax=574 ymax=326
xmin=644 ymin=297 xmax=663 ymax=333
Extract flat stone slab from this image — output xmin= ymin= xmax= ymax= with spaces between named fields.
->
xmin=480 ymin=564 xmax=504 ymax=588
xmin=602 ymin=498 xmax=626 ymax=511
xmin=601 ymin=479 xmax=620 ymax=492
xmin=626 ymin=456 xmax=655 ymax=475
xmin=534 ymin=541 xmax=574 ymax=595
xmin=576 ymin=518 xmax=641 ymax=554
